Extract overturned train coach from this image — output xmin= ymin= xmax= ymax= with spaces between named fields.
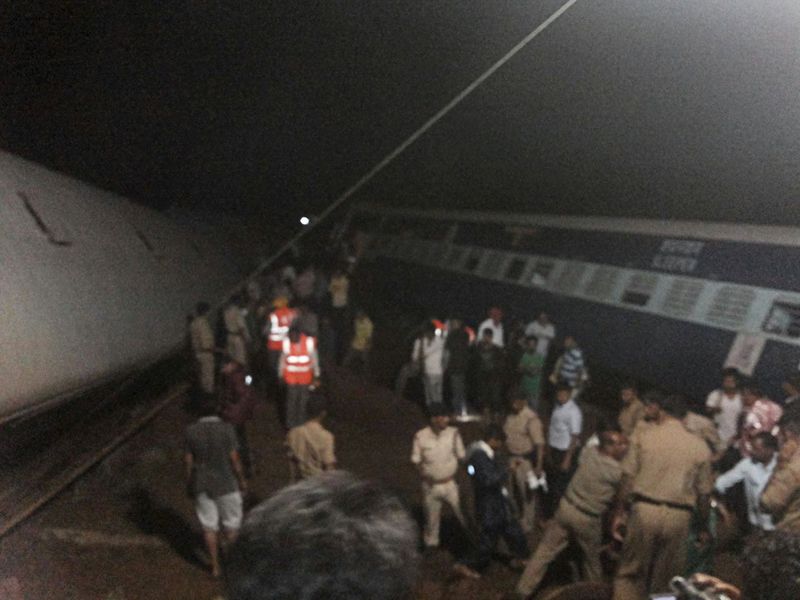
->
xmin=0 ymin=151 xmax=243 ymax=424
xmin=350 ymin=204 xmax=800 ymax=402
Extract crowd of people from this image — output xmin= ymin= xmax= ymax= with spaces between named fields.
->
xmin=181 ymin=239 xmax=800 ymax=600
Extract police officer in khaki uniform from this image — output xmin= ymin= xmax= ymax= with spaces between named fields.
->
xmin=503 ymin=394 xmax=545 ymax=532
xmin=612 ymin=393 xmax=713 ymax=600
xmin=189 ymin=301 xmax=217 ymax=394
xmin=411 ymin=403 xmax=467 ymax=548
xmin=515 ymin=430 xmax=628 ymax=597
xmin=617 ymin=381 xmax=645 ymax=437
xmin=761 ymin=409 xmax=800 ymax=531
xmin=286 ymin=396 xmax=336 ymax=480
xmin=684 ymin=409 xmax=724 ymax=457
xmin=224 ymin=294 xmax=251 ymax=368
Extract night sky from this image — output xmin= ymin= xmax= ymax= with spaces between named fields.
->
xmin=3 ymin=1 xmax=800 ymax=227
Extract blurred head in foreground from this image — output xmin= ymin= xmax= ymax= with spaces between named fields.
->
xmin=225 ymin=471 xmax=420 ymax=600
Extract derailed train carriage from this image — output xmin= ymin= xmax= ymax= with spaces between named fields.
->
xmin=349 ymin=203 xmax=800 ymax=402
xmin=0 ymin=151 xmax=244 ymax=424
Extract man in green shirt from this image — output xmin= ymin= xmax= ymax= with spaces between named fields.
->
xmin=518 ymin=336 xmax=544 ymax=412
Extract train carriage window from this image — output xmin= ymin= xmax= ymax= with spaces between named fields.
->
xmin=584 ymin=266 xmax=621 ymax=300
xmin=446 ymin=245 xmax=467 ymax=268
xmin=706 ymin=286 xmax=756 ymax=329
xmin=504 ymin=257 xmax=528 ymax=282
xmin=763 ymin=300 xmax=800 ymax=338
xmin=480 ymin=251 xmax=505 ymax=277
xmin=621 ymin=272 xmax=659 ymax=306
xmin=530 ymin=258 xmax=555 ymax=286
xmin=464 ymin=249 xmax=483 ymax=273
xmin=661 ymin=278 xmax=704 ymax=318
xmin=553 ymin=262 xmax=588 ymax=294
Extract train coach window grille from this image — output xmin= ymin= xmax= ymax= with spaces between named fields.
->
xmin=762 ymin=300 xmax=800 ymax=338
xmin=16 ymin=191 xmax=72 ymax=246
xmin=706 ymin=286 xmax=756 ymax=330
xmin=621 ymin=272 xmax=659 ymax=307
xmin=481 ymin=251 xmax=505 ymax=278
xmin=553 ymin=262 xmax=588 ymax=294
xmin=464 ymin=250 xmax=483 ymax=273
xmin=504 ymin=257 xmax=527 ymax=282
xmin=661 ymin=278 xmax=704 ymax=318
xmin=530 ymin=259 xmax=555 ymax=286
xmin=446 ymin=245 xmax=467 ymax=269
xmin=584 ymin=266 xmax=621 ymax=300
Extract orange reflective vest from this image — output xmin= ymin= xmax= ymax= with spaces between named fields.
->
xmin=267 ymin=307 xmax=297 ymax=351
xmin=282 ymin=334 xmax=316 ymax=386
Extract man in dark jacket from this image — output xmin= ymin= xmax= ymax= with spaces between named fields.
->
xmin=454 ymin=424 xmax=529 ymax=579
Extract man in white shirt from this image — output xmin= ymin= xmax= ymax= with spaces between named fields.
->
xmin=478 ymin=306 xmax=504 ymax=348
xmin=412 ymin=322 xmax=446 ymax=407
xmin=525 ymin=312 xmax=555 ymax=358
xmin=705 ymin=369 xmax=743 ymax=448
xmin=411 ymin=404 xmax=467 ymax=548
xmin=714 ymin=431 xmax=777 ymax=531
xmin=546 ymin=383 xmax=583 ymax=515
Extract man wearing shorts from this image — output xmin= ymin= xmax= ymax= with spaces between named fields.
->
xmin=185 ymin=396 xmax=248 ymax=577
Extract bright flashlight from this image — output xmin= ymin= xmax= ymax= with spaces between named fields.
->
xmin=299 ymin=216 xmax=310 ymax=226
xmin=245 ymin=375 xmax=253 ymax=385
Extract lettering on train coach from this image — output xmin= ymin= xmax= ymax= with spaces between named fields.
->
xmin=651 ymin=239 xmax=705 ymax=273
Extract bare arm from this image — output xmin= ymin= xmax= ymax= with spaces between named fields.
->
xmin=229 ymin=450 xmax=248 ymax=493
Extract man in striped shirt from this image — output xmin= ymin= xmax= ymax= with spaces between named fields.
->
xmin=551 ymin=335 xmax=586 ymax=390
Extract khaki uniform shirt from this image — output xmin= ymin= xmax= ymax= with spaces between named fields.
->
xmin=504 ymin=407 xmax=545 ymax=456
xmin=287 ymin=421 xmax=336 ymax=479
xmin=564 ymin=446 xmax=624 ymax=516
xmin=761 ymin=444 xmax=800 ymax=532
xmin=223 ymin=305 xmax=251 ymax=342
xmin=189 ymin=316 xmax=214 ymax=355
xmin=684 ymin=411 xmax=724 ymax=454
xmin=618 ymin=398 xmax=645 ymax=437
xmin=411 ymin=426 xmax=465 ymax=482
xmin=623 ymin=418 xmax=713 ymax=507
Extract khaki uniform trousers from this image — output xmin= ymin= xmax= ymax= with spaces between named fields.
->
xmin=516 ymin=499 xmax=602 ymax=596
xmin=195 ymin=352 xmax=215 ymax=394
xmin=227 ymin=335 xmax=248 ymax=367
xmin=613 ymin=502 xmax=692 ymax=600
xmin=422 ymin=479 xmax=465 ymax=547
xmin=509 ymin=457 xmax=537 ymax=533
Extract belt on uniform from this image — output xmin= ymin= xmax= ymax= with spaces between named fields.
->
xmin=563 ymin=494 xmax=601 ymax=518
xmin=632 ymin=493 xmax=693 ymax=513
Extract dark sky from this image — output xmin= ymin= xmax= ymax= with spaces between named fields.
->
xmin=3 ymin=1 xmax=799 ymax=226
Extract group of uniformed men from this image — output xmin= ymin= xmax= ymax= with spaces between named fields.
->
xmin=411 ymin=367 xmax=800 ymax=599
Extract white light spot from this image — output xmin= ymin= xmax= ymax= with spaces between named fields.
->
xmin=467 ymin=464 xmax=475 ymax=476
xmin=299 ymin=216 xmax=310 ymax=226
xmin=245 ymin=375 xmax=253 ymax=385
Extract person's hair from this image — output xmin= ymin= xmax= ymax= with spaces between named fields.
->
xmin=786 ymin=373 xmax=800 ymax=391
xmin=620 ymin=380 xmax=638 ymax=393
xmin=225 ymin=472 xmax=419 ymax=600
xmin=305 ymin=395 xmax=327 ymax=420
xmin=481 ymin=328 xmax=494 ymax=338
xmin=742 ymin=381 xmax=763 ymax=396
xmin=642 ymin=389 xmax=665 ymax=407
xmin=484 ymin=423 xmax=507 ymax=443
xmin=741 ymin=530 xmax=800 ymax=600
xmin=427 ymin=403 xmax=449 ymax=418
xmin=721 ymin=367 xmax=741 ymax=383
xmin=599 ymin=430 xmax=620 ymax=449
xmin=596 ymin=416 xmax=622 ymax=434
xmin=555 ymin=382 xmax=573 ymax=394
xmin=779 ymin=409 xmax=800 ymax=437
xmin=196 ymin=393 xmax=218 ymax=417
xmin=753 ymin=431 xmax=778 ymax=451
xmin=195 ymin=301 xmax=211 ymax=316
xmin=661 ymin=394 xmax=688 ymax=419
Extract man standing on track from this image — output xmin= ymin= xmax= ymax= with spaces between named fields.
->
xmin=504 ymin=394 xmax=545 ymax=533
xmin=224 ymin=294 xmax=251 ymax=369
xmin=286 ymin=395 xmax=336 ymax=481
xmin=189 ymin=301 xmax=218 ymax=394
xmin=412 ymin=322 xmax=446 ymax=408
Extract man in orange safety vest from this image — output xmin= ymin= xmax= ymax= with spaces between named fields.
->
xmin=266 ymin=296 xmax=297 ymax=372
xmin=278 ymin=325 xmax=321 ymax=429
